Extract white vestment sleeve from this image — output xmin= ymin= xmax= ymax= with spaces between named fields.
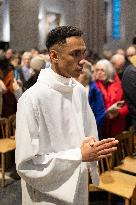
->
xmin=83 ymin=93 xmax=100 ymax=186
xmin=15 ymin=93 xmax=82 ymax=197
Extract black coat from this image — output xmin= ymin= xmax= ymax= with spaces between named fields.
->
xmin=23 ymin=73 xmax=39 ymax=91
xmin=122 ymin=65 xmax=136 ymax=119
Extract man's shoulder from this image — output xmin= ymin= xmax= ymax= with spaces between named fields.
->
xmin=122 ymin=65 xmax=136 ymax=81
xmin=73 ymin=80 xmax=87 ymax=101
xmin=124 ymin=65 xmax=136 ymax=74
xmin=18 ymin=82 xmax=50 ymax=103
xmin=74 ymin=79 xmax=86 ymax=91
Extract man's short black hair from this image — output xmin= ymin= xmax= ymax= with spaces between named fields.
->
xmin=46 ymin=25 xmax=83 ymax=51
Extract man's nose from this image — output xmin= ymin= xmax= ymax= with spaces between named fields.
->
xmin=79 ymin=59 xmax=85 ymax=65
xmin=97 ymin=69 xmax=101 ymax=73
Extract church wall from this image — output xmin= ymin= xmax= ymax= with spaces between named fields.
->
xmin=9 ymin=0 xmax=104 ymax=55
xmin=10 ymin=0 xmax=39 ymax=51
xmin=1 ymin=0 xmax=136 ymax=54
xmin=0 ymin=5 xmax=3 ymax=40
xmin=104 ymin=0 xmax=136 ymax=52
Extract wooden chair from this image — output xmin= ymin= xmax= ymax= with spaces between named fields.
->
xmin=131 ymin=186 xmax=136 ymax=205
xmin=8 ymin=114 xmax=16 ymax=137
xmin=113 ymin=131 xmax=136 ymax=175
xmin=0 ymin=117 xmax=16 ymax=187
xmin=0 ymin=118 xmax=9 ymax=138
xmin=89 ymin=156 xmax=136 ymax=205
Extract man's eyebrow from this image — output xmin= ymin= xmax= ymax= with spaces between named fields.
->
xmin=70 ymin=48 xmax=86 ymax=53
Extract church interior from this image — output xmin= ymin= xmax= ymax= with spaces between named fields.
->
xmin=0 ymin=0 xmax=136 ymax=204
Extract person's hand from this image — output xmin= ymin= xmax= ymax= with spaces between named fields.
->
xmin=107 ymin=109 xmax=119 ymax=119
xmin=80 ymin=137 xmax=118 ymax=162
xmin=80 ymin=136 xmax=96 ymax=161
xmin=12 ymin=78 xmax=20 ymax=91
xmin=17 ymin=79 xmax=23 ymax=87
xmin=0 ymin=80 xmax=7 ymax=93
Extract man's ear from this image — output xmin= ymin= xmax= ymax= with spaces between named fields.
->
xmin=49 ymin=50 xmax=59 ymax=63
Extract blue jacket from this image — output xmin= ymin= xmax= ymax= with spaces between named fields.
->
xmin=88 ymin=81 xmax=105 ymax=139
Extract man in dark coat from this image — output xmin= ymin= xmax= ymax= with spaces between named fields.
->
xmin=122 ymin=64 xmax=136 ymax=152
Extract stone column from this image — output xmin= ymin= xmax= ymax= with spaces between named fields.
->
xmin=70 ymin=0 xmax=105 ymax=56
xmin=0 ymin=3 xmax=3 ymax=40
xmin=104 ymin=0 xmax=136 ymax=51
xmin=122 ymin=0 xmax=136 ymax=47
xmin=0 ymin=0 xmax=10 ymax=42
xmin=73 ymin=0 xmax=90 ymax=47
xmin=88 ymin=0 xmax=105 ymax=56
xmin=10 ymin=0 xmax=39 ymax=51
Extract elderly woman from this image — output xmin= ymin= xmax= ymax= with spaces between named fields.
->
xmin=13 ymin=55 xmax=46 ymax=101
xmin=95 ymin=59 xmax=128 ymax=138
xmin=76 ymin=60 xmax=105 ymax=140
xmin=20 ymin=52 xmax=32 ymax=84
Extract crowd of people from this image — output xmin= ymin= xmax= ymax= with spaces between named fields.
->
xmin=15 ymin=26 xmax=119 ymax=205
xmin=0 ymin=25 xmax=135 ymax=205
xmin=78 ymin=45 xmax=136 ymax=147
xmin=0 ymin=48 xmax=50 ymax=117
xmin=0 ymin=42 xmax=136 ymax=146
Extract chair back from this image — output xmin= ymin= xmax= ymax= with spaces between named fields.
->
xmin=112 ymin=131 xmax=134 ymax=167
xmin=131 ymin=186 xmax=136 ymax=205
xmin=8 ymin=114 xmax=16 ymax=137
xmin=0 ymin=118 xmax=9 ymax=138
xmin=98 ymin=156 xmax=112 ymax=174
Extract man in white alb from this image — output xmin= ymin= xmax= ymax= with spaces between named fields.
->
xmin=15 ymin=26 xmax=118 ymax=205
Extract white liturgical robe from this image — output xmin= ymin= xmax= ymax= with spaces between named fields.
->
xmin=15 ymin=68 xmax=99 ymax=205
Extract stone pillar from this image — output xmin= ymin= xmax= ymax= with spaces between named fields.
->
xmin=70 ymin=0 xmax=105 ymax=56
xmin=74 ymin=0 xmax=90 ymax=44
xmin=122 ymin=0 xmax=136 ymax=47
xmin=0 ymin=4 xmax=3 ymax=40
xmin=72 ymin=0 xmax=105 ymax=56
xmin=0 ymin=0 xmax=10 ymax=42
xmin=9 ymin=0 xmax=105 ymax=55
xmin=88 ymin=0 xmax=105 ymax=56
xmin=10 ymin=0 xmax=39 ymax=51
xmin=104 ymin=0 xmax=136 ymax=51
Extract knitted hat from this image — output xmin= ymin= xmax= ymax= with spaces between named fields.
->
xmin=30 ymin=56 xmax=46 ymax=71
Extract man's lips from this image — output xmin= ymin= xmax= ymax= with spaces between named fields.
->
xmin=76 ymin=66 xmax=83 ymax=71
xmin=75 ymin=69 xmax=83 ymax=74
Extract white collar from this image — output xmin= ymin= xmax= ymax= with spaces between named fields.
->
xmin=38 ymin=68 xmax=77 ymax=93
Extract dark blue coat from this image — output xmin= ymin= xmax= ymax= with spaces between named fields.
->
xmin=88 ymin=81 xmax=105 ymax=139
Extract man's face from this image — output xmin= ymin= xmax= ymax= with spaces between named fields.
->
xmin=49 ymin=36 xmax=86 ymax=78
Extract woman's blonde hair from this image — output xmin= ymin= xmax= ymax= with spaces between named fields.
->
xmin=96 ymin=59 xmax=115 ymax=82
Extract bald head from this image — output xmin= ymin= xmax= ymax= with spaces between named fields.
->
xmin=111 ymin=54 xmax=125 ymax=72
xmin=116 ymin=49 xmax=125 ymax=56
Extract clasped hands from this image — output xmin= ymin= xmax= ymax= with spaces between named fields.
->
xmin=80 ymin=136 xmax=119 ymax=162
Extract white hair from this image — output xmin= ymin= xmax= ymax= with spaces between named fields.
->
xmin=22 ymin=52 xmax=32 ymax=59
xmin=96 ymin=59 xmax=116 ymax=82
xmin=111 ymin=54 xmax=125 ymax=64
xmin=21 ymin=52 xmax=32 ymax=66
